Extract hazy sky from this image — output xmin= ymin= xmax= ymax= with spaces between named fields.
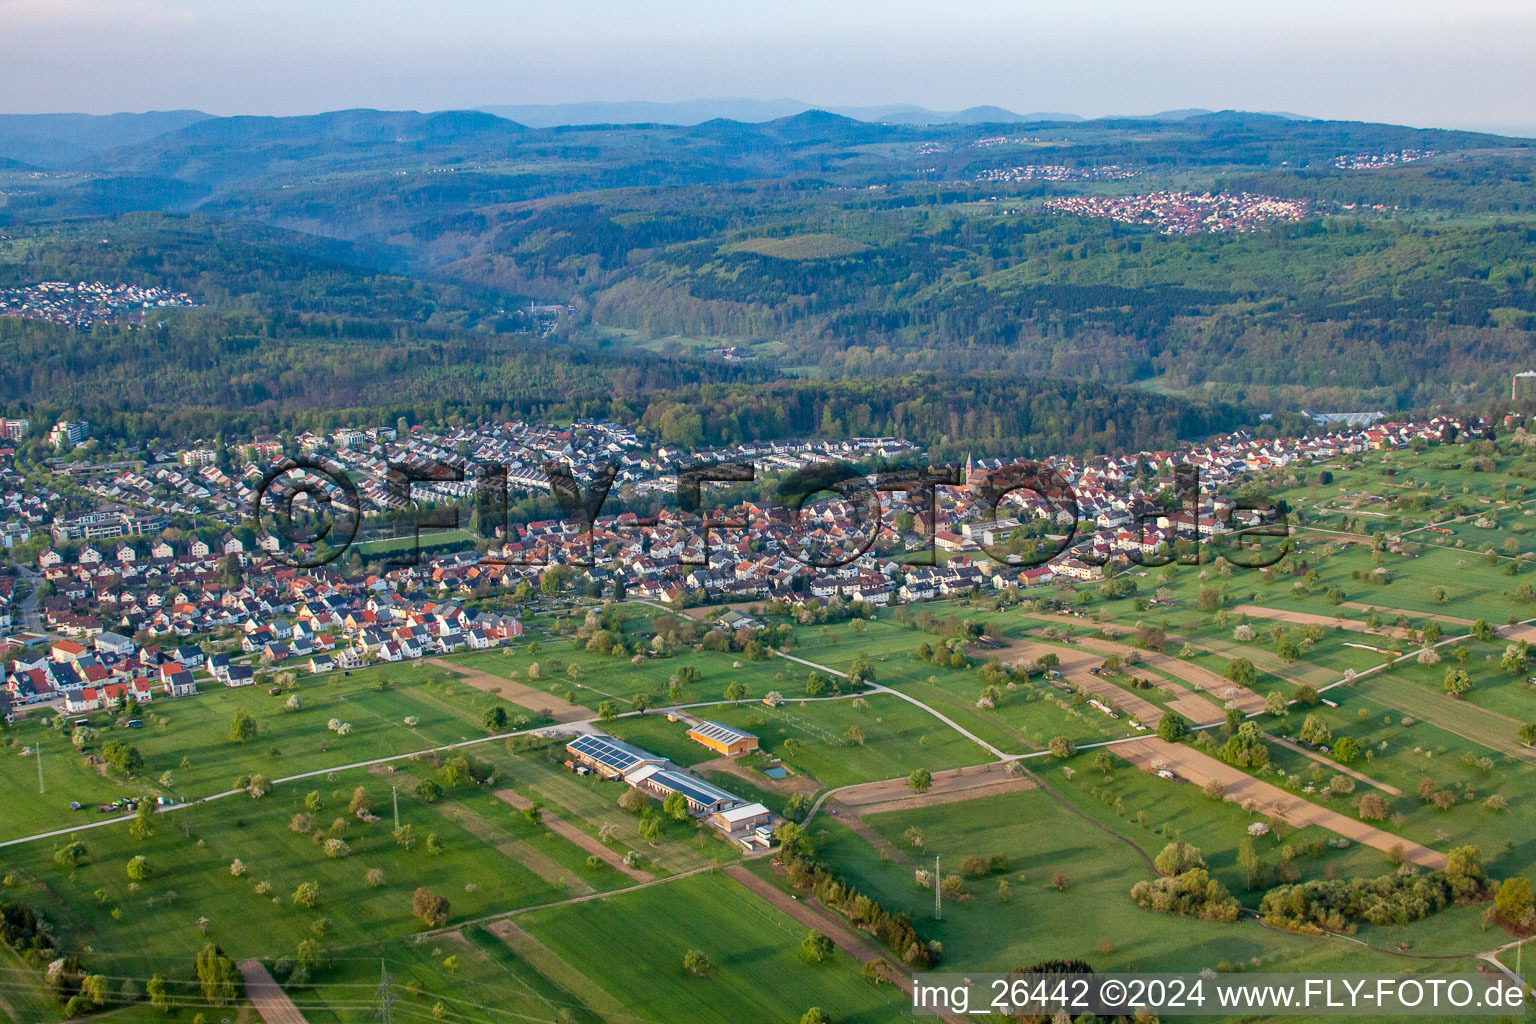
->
xmin=4 ymin=0 xmax=1534 ymax=133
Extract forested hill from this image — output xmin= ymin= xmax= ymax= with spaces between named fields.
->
xmin=1 ymin=108 xmax=1534 ymax=444
xmin=2 ymin=108 xmax=1520 ymax=239
xmin=0 ymin=214 xmax=1247 ymax=458
xmin=0 ymin=110 xmax=211 ymax=168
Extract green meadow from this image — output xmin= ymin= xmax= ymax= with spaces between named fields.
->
xmin=518 ymin=871 xmax=911 ymax=1024
xmin=785 ymin=788 xmax=1465 ymax=981
xmin=1 ymin=661 xmax=520 ymax=841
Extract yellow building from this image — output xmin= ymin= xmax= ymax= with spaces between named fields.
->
xmin=686 ymin=720 xmax=760 ymax=757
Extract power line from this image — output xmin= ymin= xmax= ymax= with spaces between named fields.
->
xmin=370 ymin=958 xmax=396 ymax=1024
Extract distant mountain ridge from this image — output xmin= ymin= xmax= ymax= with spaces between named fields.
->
xmin=1134 ymin=108 xmax=1309 ymax=122
xmin=0 ymin=102 xmax=1326 ymax=168
xmin=473 ymin=100 xmax=1315 ymax=128
xmin=0 ymin=110 xmax=212 ymax=167
xmin=1 ymin=104 xmax=1519 ymax=237
xmin=478 ymin=99 xmax=1088 ymax=127
xmin=78 ymin=108 xmax=529 ymax=188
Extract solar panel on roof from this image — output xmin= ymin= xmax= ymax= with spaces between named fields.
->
xmin=690 ymin=721 xmax=755 ymax=744
xmin=568 ymin=733 xmax=658 ymax=772
xmin=650 ymin=768 xmax=740 ymax=808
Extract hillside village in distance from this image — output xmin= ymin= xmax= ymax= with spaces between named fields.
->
xmin=0 ymin=281 xmax=199 ymax=329
xmin=0 ymin=408 xmax=1483 ymax=727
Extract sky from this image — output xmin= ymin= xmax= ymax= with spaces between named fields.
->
xmin=3 ymin=0 xmax=1534 ymax=134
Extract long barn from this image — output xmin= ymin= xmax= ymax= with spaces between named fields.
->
xmin=565 ymin=733 xmax=667 ymax=779
xmin=686 ymin=720 xmax=760 ymax=757
xmin=626 ymin=763 xmax=742 ymax=814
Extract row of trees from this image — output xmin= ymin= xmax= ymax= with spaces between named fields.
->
xmin=776 ymin=829 xmax=939 ymax=971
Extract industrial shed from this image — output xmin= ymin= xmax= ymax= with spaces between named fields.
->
xmin=565 ymin=733 xmax=667 ymax=779
xmin=626 ymin=763 xmax=742 ymax=814
xmin=709 ymin=802 xmax=773 ymax=833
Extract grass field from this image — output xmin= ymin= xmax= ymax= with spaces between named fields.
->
xmin=483 ymin=746 xmax=739 ymax=877
xmin=444 ymin=631 xmax=793 ymax=710
xmin=349 ymin=528 xmax=477 ymax=557
xmin=601 ymin=712 xmax=719 ymax=766
xmin=0 ymin=662 xmax=517 ymax=841
xmin=1280 ymin=677 xmax=1536 ymax=844
xmin=1361 ymin=637 xmax=1536 ymax=726
xmin=0 ymin=762 xmax=598 ymax=971
xmin=1029 ymin=756 xmax=1394 ymax=892
xmin=703 ymin=693 xmax=994 ymax=788
xmin=517 ymin=871 xmax=911 ymax=1024
xmin=292 ymin=924 xmax=609 ymax=1024
xmin=796 ymin=618 xmax=1125 ymax=752
xmin=0 ymin=735 xmax=764 ymax=1022
xmin=784 ymin=789 xmax=1470 ymax=985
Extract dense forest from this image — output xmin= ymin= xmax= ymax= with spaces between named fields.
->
xmin=0 ymin=284 xmax=1238 ymax=458
xmin=1 ymin=109 xmax=1534 ymax=451
xmin=454 ymin=191 xmax=1536 ymax=409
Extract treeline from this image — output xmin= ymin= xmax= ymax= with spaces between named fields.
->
xmin=781 ymin=845 xmax=939 ymax=970
xmin=0 ymin=304 xmax=766 ymax=441
xmin=0 ymin=900 xmax=243 ymax=1015
xmin=0 ymin=287 xmax=1246 ymax=457
xmin=1218 ymin=157 xmax=1536 ymax=215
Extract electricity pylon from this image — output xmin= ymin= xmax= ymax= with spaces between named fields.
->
xmin=369 ymin=960 xmax=395 ymax=1024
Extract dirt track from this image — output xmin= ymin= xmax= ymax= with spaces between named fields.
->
xmin=1018 ymin=612 xmax=1267 ymax=715
xmin=485 ymin=920 xmax=635 ymax=1021
xmin=695 ymin=754 xmax=820 ymax=799
xmin=991 ymin=637 xmax=1184 ymax=725
xmin=373 ymin=762 xmax=595 ymax=894
xmin=1175 ymin=635 xmax=1337 ymax=688
xmin=1112 ymin=737 xmax=1445 ymax=869
xmin=495 ymin=788 xmax=654 ymax=882
xmin=1236 ymin=604 xmax=1417 ymax=641
xmin=433 ymin=659 xmax=595 ymax=723
xmin=831 ymin=761 xmax=1036 ymax=814
xmin=1500 ymin=623 xmax=1536 ymax=644
xmin=827 ymin=807 xmax=921 ymax=867
xmin=1342 ymin=602 xmax=1477 ymax=627
xmin=995 ymin=634 xmax=1234 ymax=726
xmin=1352 ymin=680 xmax=1536 ymax=764
xmin=814 ymin=764 xmax=1037 ymax=869
xmin=240 ymin=959 xmax=308 ymax=1024
xmin=1075 ymin=636 xmax=1268 ymax=716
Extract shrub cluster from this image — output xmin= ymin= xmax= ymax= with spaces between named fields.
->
xmin=1258 ymin=849 xmax=1489 ymax=934
xmin=1130 ymin=842 xmax=1241 ymax=923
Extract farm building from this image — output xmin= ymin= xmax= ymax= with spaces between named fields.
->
xmin=686 ymin=720 xmax=760 ymax=757
xmin=709 ymin=802 xmax=773 ymax=834
xmin=565 ymin=732 xmax=769 ymax=832
xmin=565 ymin=733 xmax=668 ymax=780
xmin=626 ymin=764 xmax=741 ymax=814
